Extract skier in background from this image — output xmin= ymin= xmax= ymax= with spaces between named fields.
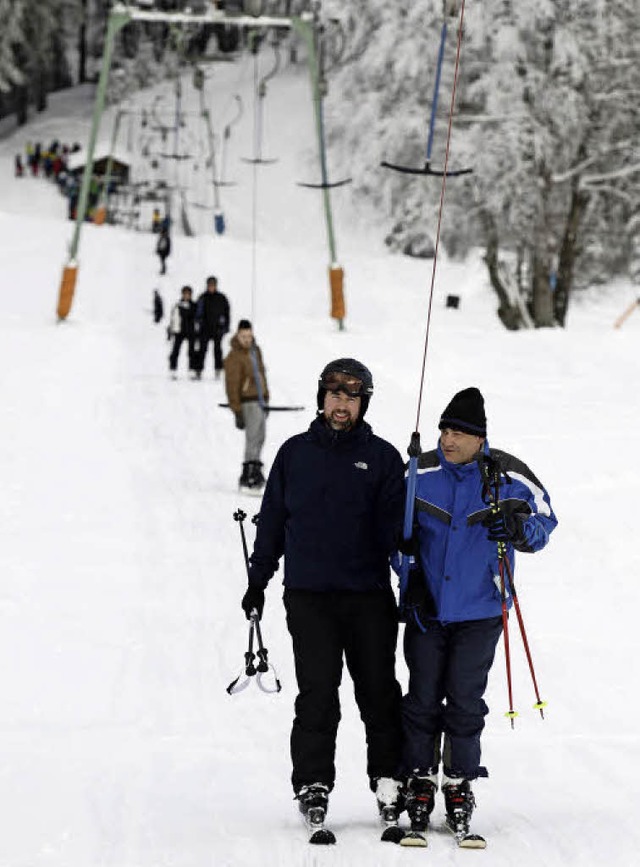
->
xmin=223 ymin=319 xmax=269 ymax=493
xmin=153 ymin=289 xmax=164 ymax=324
xmin=240 ymin=359 xmax=407 ymax=834
xmin=167 ymin=286 xmax=197 ymax=379
xmin=193 ymin=275 xmax=230 ymax=380
xmin=156 ymin=226 xmax=171 ymax=275
xmin=398 ymin=387 xmax=557 ymax=840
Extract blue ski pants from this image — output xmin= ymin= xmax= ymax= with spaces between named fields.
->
xmin=401 ymin=616 xmax=503 ymax=780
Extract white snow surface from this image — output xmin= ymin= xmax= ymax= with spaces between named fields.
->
xmin=1 ymin=59 xmax=640 ymax=867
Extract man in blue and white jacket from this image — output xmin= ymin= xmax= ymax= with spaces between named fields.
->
xmin=400 ymin=387 xmax=557 ymax=836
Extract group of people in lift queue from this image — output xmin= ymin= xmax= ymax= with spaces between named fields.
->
xmin=162 ymin=276 xmax=268 ymax=495
xmin=236 ymin=360 xmax=557 ymax=841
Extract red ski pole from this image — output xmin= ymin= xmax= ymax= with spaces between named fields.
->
xmin=503 ymin=555 xmax=547 ymax=718
xmin=497 ymin=540 xmax=518 ymax=728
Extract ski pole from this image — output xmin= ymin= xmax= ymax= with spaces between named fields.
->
xmin=233 ymin=508 xmax=250 ymax=572
xmin=480 ymin=459 xmax=517 ymax=727
xmin=226 ymin=613 xmax=282 ymax=695
xmin=226 ymin=616 xmax=256 ymax=694
xmin=502 ymin=555 xmax=547 ymax=718
xmin=253 ymin=614 xmax=282 ymax=694
xmin=496 ymin=539 xmax=518 ymax=728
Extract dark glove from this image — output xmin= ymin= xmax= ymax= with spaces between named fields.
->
xmin=241 ymin=585 xmax=265 ymax=620
xmin=397 ymin=531 xmax=419 ymax=557
xmin=235 ymin=412 xmax=245 ymax=430
xmin=482 ymin=509 xmax=527 ymax=546
xmin=401 ymin=563 xmax=436 ymax=626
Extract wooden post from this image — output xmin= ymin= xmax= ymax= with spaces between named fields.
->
xmin=613 ymin=298 xmax=640 ymax=329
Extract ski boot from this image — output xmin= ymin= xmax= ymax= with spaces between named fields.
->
xmin=240 ymin=461 xmax=265 ymax=496
xmin=443 ymin=777 xmax=485 ymax=848
xmin=375 ymin=777 xmax=405 ymax=843
xmin=249 ymin=460 xmax=265 ymax=490
xmin=401 ymin=775 xmax=437 ymax=847
xmin=239 ymin=462 xmax=252 ymax=492
xmin=296 ymin=783 xmax=335 ymax=845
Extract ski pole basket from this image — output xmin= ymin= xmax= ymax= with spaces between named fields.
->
xmin=226 ymin=612 xmax=282 ymax=695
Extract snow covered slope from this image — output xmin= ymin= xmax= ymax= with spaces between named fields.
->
xmin=1 ymin=56 xmax=640 ymax=867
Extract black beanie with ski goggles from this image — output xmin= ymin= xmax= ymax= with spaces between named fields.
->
xmin=439 ymin=387 xmax=487 ymax=437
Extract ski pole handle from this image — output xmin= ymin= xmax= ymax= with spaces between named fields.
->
xmin=233 ymin=508 xmax=251 ymax=573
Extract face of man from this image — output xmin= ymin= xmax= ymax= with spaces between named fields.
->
xmin=323 ymin=389 xmax=361 ymax=431
xmin=237 ymin=327 xmax=253 ymax=349
xmin=207 ymin=281 xmax=217 ymax=292
xmin=439 ymin=427 xmax=484 ymax=464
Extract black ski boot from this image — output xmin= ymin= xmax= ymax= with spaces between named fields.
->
xmin=443 ymin=778 xmax=476 ymax=839
xmin=296 ymin=783 xmax=335 ymax=845
xmin=239 ymin=462 xmax=252 ymax=490
xmin=399 ymin=775 xmax=437 ymax=845
xmin=241 ymin=461 xmax=265 ymax=495
xmin=406 ymin=776 xmax=436 ymax=831
xmin=249 ymin=460 xmax=265 ymax=490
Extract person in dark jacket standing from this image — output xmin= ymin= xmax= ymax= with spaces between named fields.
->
xmin=167 ymin=285 xmax=197 ymax=378
xmin=153 ymin=289 xmax=164 ymax=324
xmin=223 ymin=319 xmax=269 ymax=492
xmin=398 ymin=387 xmax=557 ymax=841
xmin=194 ymin=275 xmax=230 ymax=379
xmin=240 ymin=358 xmax=406 ymax=831
xmin=156 ymin=227 xmax=171 ymax=275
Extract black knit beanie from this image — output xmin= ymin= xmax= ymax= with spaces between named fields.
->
xmin=439 ymin=387 xmax=487 ymax=437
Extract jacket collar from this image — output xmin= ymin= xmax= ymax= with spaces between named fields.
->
xmin=308 ymin=414 xmax=371 ymax=447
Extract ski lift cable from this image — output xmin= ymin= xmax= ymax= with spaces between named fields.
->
xmin=415 ymin=0 xmax=469 ymax=428
xmin=398 ymin=0 xmax=469 ymax=621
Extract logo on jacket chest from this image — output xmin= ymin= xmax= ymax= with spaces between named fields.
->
xmin=354 ymin=461 xmax=368 ymax=470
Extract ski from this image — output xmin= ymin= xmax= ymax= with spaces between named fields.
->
xmin=379 ymin=806 xmax=405 ymax=844
xmin=304 ymin=808 xmax=336 ymax=845
xmin=445 ymin=817 xmax=486 ymax=849
xmin=399 ymin=827 xmax=428 ymax=847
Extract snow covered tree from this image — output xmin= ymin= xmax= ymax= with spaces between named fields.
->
xmin=329 ymin=0 xmax=640 ymax=328
xmin=0 ymin=0 xmax=24 ymax=95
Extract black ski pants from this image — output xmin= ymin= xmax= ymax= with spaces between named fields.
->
xmin=283 ymin=587 xmax=403 ymax=794
xmin=169 ymin=334 xmax=196 ymax=371
xmin=195 ymin=330 xmax=223 ymax=373
xmin=401 ymin=616 xmax=503 ymax=781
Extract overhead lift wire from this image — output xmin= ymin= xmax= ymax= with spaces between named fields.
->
xmin=399 ymin=0 xmax=468 ymax=607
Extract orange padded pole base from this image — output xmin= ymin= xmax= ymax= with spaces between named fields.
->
xmin=329 ymin=265 xmax=345 ymax=322
xmin=57 ymin=264 xmax=78 ymax=321
xmin=93 ymin=205 xmax=107 ymax=226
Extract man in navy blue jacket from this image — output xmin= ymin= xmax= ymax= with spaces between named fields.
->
xmin=241 ymin=359 xmax=406 ymax=830
xmin=399 ymin=387 xmax=557 ymax=840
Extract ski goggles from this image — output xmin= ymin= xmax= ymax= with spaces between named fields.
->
xmin=321 ymin=371 xmax=366 ymax=397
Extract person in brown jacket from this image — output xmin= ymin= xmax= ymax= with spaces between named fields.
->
xmin=223 ymin=319 xmax=270 ymax=493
